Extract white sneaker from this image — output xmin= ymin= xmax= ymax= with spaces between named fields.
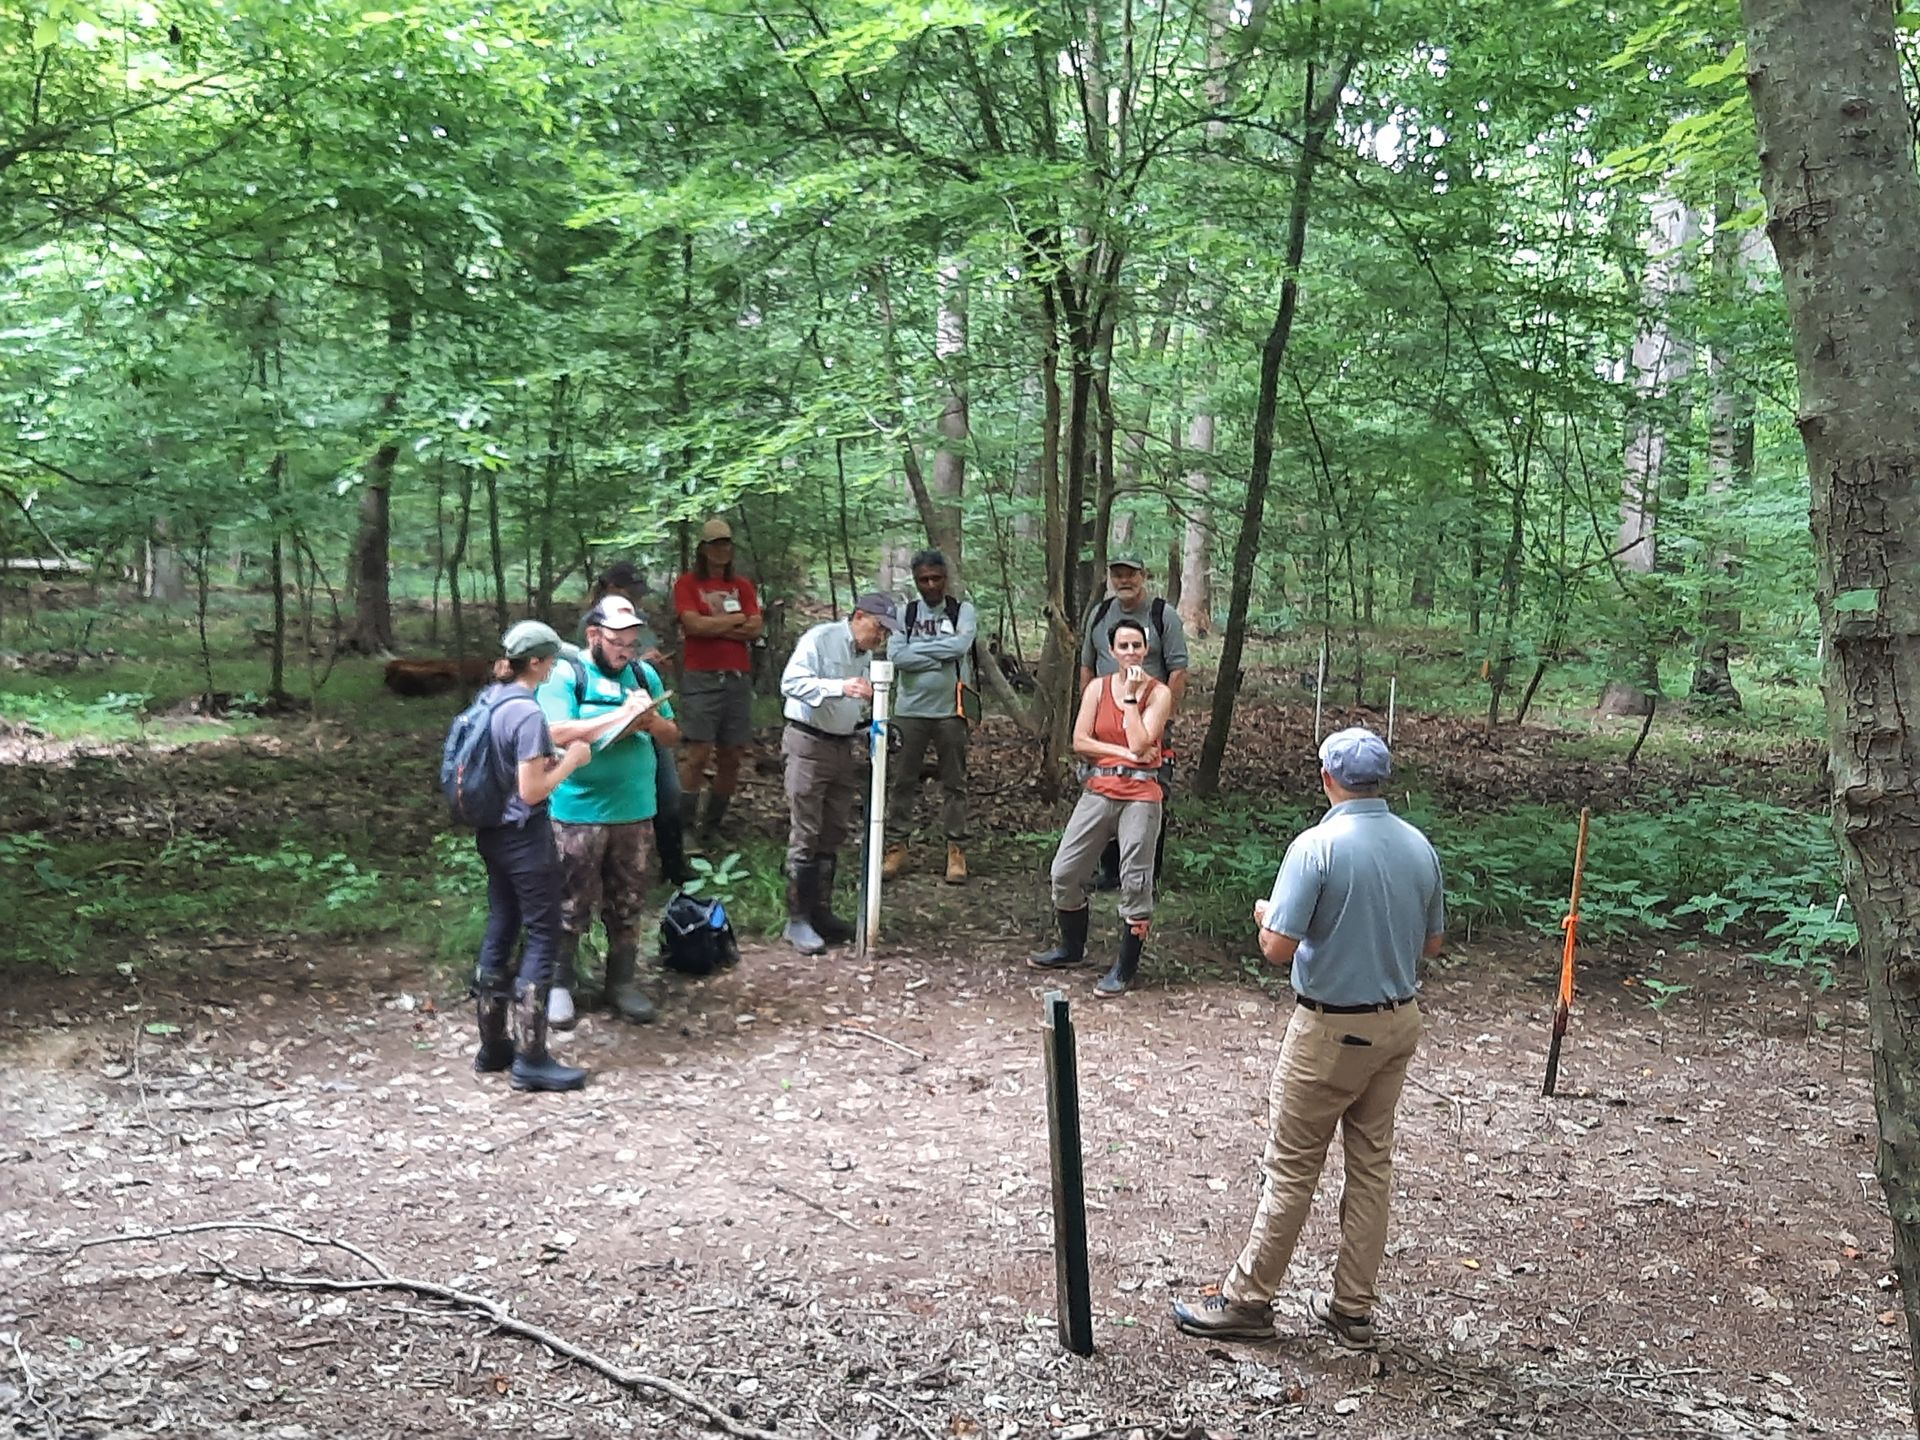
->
xmin=546 ymin=987 xmax=577 ymax=1031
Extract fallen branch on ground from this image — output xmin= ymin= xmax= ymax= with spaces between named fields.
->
xmin=24 ymin=1220 xmax=784 ymax=1440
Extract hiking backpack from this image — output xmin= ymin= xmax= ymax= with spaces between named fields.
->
xmin=439 ymin=687 xmax=539 ymax=828
xmin=659 ymin=890 xmax=741 ymax=976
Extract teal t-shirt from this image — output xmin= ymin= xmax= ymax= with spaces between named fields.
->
xmin=536 ymin=656 xmax=675 ymax=826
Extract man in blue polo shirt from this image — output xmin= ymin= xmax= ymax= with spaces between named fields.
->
xmin=1172 ymin=727 xmax=1444 ymax=1352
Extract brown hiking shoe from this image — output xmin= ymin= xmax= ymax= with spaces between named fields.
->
xmin=944 ymin=843 xmax=968 ymax=885
xmin=1308 ymin=1291 xmax=1377 ymax=1351
xmin=881 ymin=844 xmax=909 ymax=880
xmin=1171 ymin=1294 xmax=1275 ymax=1342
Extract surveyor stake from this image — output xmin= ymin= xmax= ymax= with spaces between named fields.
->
xmin=1542 ymin=806 xmax=1591 ymax=1098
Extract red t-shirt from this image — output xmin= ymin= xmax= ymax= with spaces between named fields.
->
xmin=673 ymin=572 xmax=760 ymax=673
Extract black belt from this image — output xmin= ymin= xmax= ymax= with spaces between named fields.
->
xmin=1297 ymin=995 xmax=1416 ymax=1014
xmin=786 ymin=718 xmax=857 ymax=742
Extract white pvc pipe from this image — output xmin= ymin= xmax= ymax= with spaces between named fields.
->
xmin=859 ymin=659 xmax=895 ymax=959
xmin=1388 ymin=674 xmax=1398 ymax=748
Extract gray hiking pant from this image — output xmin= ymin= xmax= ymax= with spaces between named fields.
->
xmin=1050 ymin=790 xmax=1162 ymax=923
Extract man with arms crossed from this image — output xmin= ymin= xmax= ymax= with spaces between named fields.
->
xmin=1172 ymin=727 xmax=1444 ymax=1351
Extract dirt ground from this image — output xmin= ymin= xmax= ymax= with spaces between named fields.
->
xmin=0 ymin=862 xmax=1906 ymax=1440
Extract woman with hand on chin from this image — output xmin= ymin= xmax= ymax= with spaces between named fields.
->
xmin=1030 ymin=617 xmax=1173 ymax=997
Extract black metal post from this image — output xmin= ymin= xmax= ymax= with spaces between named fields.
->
xmin=1043 ymin=990 xmax=1094 ymax=1356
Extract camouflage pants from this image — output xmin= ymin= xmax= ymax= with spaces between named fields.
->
xmin=552 ymin=820 xmax=655 ymax=959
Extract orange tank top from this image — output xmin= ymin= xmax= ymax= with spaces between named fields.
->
xmin=1087 ymin=675 xmax=1164 ymax=802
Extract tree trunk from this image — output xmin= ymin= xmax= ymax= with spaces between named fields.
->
xmin=1179 ymin=405 xmax=1215 ymax=637
xmin=1742 ymin=3 xmax=1920 ymax=1422
xmin=346 ymin=240 xmax=411 ymax=655
xmin=536 ymin=374 xmax=569 ymax=620
xmin=1195 ymin=55 xmax=1352 ymax=796
xmin=148 ymin=522 xmax=187 ymax=603
xmin=932 ymin=259 xmax=968 ymax=574
xmin=1600 ymin=195 xmax=1700 ymax=716
xmin=1690 ymin=201 xmax=1768 ymax=712
xmin=485 ymin=464 xmax=509 ymax=632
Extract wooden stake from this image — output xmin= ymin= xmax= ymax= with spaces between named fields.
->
xmin=1543 ymin=807 xmax=1591 ymax=1098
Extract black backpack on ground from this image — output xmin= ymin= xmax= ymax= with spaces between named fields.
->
xmin=659 ymin=890 xmax=740 ymax=976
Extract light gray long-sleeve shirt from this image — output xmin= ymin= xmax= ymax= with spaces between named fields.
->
xmin=781 ymin=619 xmax=873 ymax=736
xmin=891 ymin=595 xmax=977 ymax=719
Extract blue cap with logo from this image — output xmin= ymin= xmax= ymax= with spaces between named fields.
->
xmin=1318 ymin=726 xmax=1392 ymax=788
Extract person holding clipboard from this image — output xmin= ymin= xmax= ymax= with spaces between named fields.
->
xmin=537 ymin=596 xmax=680 ymax=1027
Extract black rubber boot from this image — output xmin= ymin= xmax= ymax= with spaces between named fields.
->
xmin=1029 ymin=908 xmax=1092 ymax=970
xmin=473 ymin=994 xmax=513 ymax=1073
xmin=1093 ymin=836 xmax=1121 ymax=892
xmin=699 ymin=793 xmax=732 ymax=850
xmin=783 ymin=865 xmax=828 ymax=955
xmin=511 ymin=988 xmax=588 ymax=1093
xmin=811 ymin=854 xmax=856 ymax=947
xmin=655 ymin=811 xmax=691 ymax=887
xmin=1094 ymin=923 xmax=1146 ymax=998
xmin=603 ymin=941 xmax=658 ymax=1024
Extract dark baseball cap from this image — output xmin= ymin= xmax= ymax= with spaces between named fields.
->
xmin=853 ymin=592 xmax=903 ymax=633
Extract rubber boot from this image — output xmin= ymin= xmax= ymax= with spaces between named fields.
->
xmin=603 ymin=940 xmax=658 ymax=1024
xmin=473 ymin=994 xmax=513 ymax=1073
xmin=511 ymin=988 xmax=588 ymax=1092
xmin=1093 ymin=836 xmax=1121 ymax=892
xmin=547 ymin=934 xmax=582 ymax=1032
xmin=655 ymin=806 xmax=691 ymax=887
xmin=811 ymin=855 xmax=856 ymax=947
xmin=1094 ymin=921 xmax=1147 ymax=998
xmin=944 ymin=843 xmax=968 ymax=885
xmin=699 ymin=793 xmax=732 ymax=851
xmin=783 ymin=865 xmax=828 ymax=956
xmin=1029 ymin=908 xmax=1091 ymax=970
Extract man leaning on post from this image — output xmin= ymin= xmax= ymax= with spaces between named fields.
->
xmin=778 ymin=593 xmax=903 ymax=955
xmin=1172 ymin=727 xmax=1444 ymax=1352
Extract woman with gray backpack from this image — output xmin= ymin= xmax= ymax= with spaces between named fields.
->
xmin=446 ymin=621 xmax=636 ymax=1093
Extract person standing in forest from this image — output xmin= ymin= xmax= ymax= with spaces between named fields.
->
xmin=537 ymin=597 xmax=680 ymax=1029
xmin=1171 ymin=728 xmax=1443 ymax=1350
xmin=673 ymin=518 xmax=762 ymax=851
xmin=1078 ymin=555 xmax=1188 ymax=890
xmin=468 ymin=622 xmax=593 ymax=1094
xmin=583 ymin=562 xmax=688 ymax=885
xmin=882 ymin=548 xmax=976 ymax=885
xmin=779 ymin=593 xmax=902 ymax=954
xmin=1031 ymin=616 xmax=1173 ymax=997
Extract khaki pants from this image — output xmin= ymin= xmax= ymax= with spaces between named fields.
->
xmin=1222 ymin=1000 xmax=1422 ymax=1316
xmin=888 ymin=716 xmax=969 ymax=841
xmin=782 ymin=725 xmax=863 ymax=872
xmin=1049 ymin=790 xmax=1161 ymax=923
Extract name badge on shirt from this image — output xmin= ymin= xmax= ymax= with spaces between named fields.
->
xmin=937 ymin=616 xmax=955 ymax=636
xmin=720 ymin=594 xmax=743 ymax=614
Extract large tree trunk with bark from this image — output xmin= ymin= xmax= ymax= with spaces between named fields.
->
xmin=345 ymin=240 xmax=411 ymax=655
xmin=1742 ymin=2 xmax=1920 ymax=1422
xmin=1599 ymin=195 xmax=1699 ymax=716
xmin=1194 ymin=55 xmax=1352 ymax=795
